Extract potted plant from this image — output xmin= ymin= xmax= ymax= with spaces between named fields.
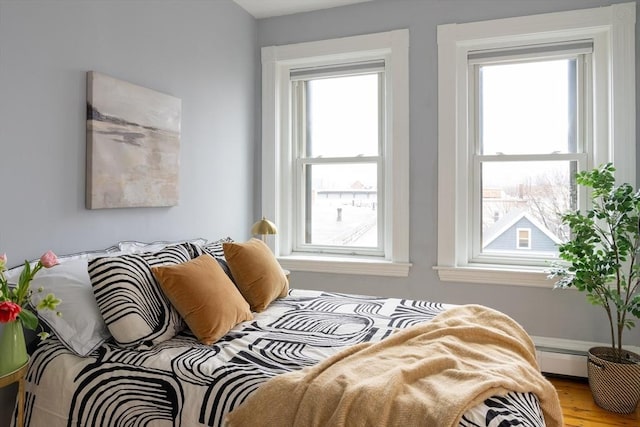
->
xmin=549 ymin=163 xmax=640 ymax=414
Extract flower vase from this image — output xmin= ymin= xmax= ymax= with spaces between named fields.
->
xmin=0 ymin=320 xmax=28 ymax=376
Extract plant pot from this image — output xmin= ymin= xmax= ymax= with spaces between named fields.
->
xmin=587 ymin=346 xmax=640 ymax=414
xmin=0 ymin=320 xmax=29 ymax=376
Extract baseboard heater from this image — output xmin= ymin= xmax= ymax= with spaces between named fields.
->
xmin=532 ymin=336 xmax=640 ymax=378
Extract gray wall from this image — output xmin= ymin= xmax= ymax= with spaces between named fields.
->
xmin=0 ymin=0 xmax=256 ymax=422
xmin=257 ymin=0 xmax=640 ymax=346
xmin=0 ymin=0 xmax=257 ymax=265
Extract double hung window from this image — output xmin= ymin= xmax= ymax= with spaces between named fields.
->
xmin=436 ymin=3 xmax=635 ymax=286
xmin=291 ymin=63 xmax=384 ymax=256
xmin=261 ymin=30 xmax=410 ymax=277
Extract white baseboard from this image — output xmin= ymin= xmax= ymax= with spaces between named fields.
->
xmin=532 ymin=336 xmax=640 ymax=378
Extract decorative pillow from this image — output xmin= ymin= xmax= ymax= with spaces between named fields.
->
xmin=152 ymin=254 xmax=253 ymax=345
xmin=88 ymin=245 xmax=191 ymax=348
xmin=223 ymin=239 xmax=289 ymax=312
xmin=201 ymin=237 xmax=234 ymax=260
xmin=176 ymin=241 xmax=206 ymax=260
xmin=200 ymin=237 xmax=235 ymax=282
xmin=118 ymin=238 xmax=207 ymax=258
xmin=28 ymin=259 xmax=111 ymax=356
xmin=4 ymin=245 xmax=121 ymax=278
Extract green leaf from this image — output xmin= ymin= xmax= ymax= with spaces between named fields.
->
xmin=19 ymin=308 xmax=38 ymax=330
xmin=37 ymin=294 xmax=61 ymax=311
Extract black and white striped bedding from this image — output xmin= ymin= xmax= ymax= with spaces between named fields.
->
xmin=17 ymin=289 xmax=545 ymax=427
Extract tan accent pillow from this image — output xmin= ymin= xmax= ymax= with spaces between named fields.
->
xmin=152 ymin=254 xmax=253 ymax=345
xmin=223 ymin=238 xmax=289 ymax=312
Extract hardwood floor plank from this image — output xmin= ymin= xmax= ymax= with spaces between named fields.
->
xmin=547 ymin=375 xmax=639 ymax=426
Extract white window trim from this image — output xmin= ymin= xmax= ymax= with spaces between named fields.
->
xmin=516 ymin=228 xmax=531 ymax=250
xmin=261 ymin=30 xmax=411 ymax=277
xmin=436 ymin=3 xmax=636 ymax=287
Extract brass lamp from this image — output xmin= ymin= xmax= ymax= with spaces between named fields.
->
xmin=251 ymin=216 xmax=277 ymax=242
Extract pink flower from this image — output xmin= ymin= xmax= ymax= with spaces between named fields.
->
xmin=39 ymin=251 xmax=59 ymax=268
xmin=0 ymin=253 xmax=6 ymax=269
xmin=0 ymin=301 xmax=22 ymax=323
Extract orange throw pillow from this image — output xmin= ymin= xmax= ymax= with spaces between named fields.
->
xmin=152 ymin=254 xmax=253 ymax=345
xmin=223 ymin=238 xmax=289 ymax=312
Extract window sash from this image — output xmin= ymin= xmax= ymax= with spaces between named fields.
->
xmin=471 ymin=155 xmax=587 ymax=266
xmin=291 ymin=73 xmax=385 ymax=256
xmin=472 ymin=54 xmax=590 ymax=156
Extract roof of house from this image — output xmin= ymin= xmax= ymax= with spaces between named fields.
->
xmin=483 ymin=209 xmax=562 ymax=248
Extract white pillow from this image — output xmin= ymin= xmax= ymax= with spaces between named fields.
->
xmin=4 ymin=246 xmax=121 ymax=280
xmin=29 ymin=259 xmax=111 ymax=356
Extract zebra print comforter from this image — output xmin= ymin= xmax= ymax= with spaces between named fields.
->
xmin=18 ymin=289 xmax=546 ymax=426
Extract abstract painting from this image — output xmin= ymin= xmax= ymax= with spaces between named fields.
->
xmin=86 ymin=71 xmax=181 ymax=209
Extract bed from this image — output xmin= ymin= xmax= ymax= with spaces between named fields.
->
xmin=7 ymin=238 xmax=562 ymax=427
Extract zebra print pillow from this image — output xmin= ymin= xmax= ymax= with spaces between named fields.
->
xmin=200 ymin=237 xmax=233 ymax=259
xmin=200 ymin=237 xmax=234 ymax=282
xmin=88 ymin=245 xmax=191 ymax=348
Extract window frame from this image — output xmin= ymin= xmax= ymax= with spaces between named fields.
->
xmin=435 ymin=2 xmax=636 ymax=287
xmin=291 ymin=71 xmax=385 ymax=257
xmin=470 ymin=52 xmax=590 ymax=266
xmin=261 ymin=30 xmax=411 ymax=277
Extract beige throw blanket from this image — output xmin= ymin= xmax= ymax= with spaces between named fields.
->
xmin=226 ymin=304 xmax=563 ymax=427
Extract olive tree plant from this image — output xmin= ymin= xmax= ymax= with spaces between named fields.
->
xmin=549 ymin=163 xmax=640 ymax=361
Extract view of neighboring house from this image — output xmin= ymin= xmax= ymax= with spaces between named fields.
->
xmin=483 ymin=210 xmax=562 ymax=256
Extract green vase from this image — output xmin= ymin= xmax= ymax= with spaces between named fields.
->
xmin=0 ymin=320 xmax=28 ymax=376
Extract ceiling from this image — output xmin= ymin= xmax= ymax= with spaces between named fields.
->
xmin=233 ymin=0 xmax=373 ymax=19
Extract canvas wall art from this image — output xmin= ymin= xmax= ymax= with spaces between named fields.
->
xmin=86 ymin=71 xmax=181 ymax=209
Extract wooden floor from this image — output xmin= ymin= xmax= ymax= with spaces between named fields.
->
xmin=548 ymin=375 xmax=639 ymax=426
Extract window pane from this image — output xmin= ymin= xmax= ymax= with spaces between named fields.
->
xmin=307 ymin=74 xmax=379 ymax=157
xmin=304 ymin=163 xmax=378 ymax=248
xmin=481 ymin=161 xmax=576 ymax=256
xmin=480 ymin=59 xmax=577 ymax=155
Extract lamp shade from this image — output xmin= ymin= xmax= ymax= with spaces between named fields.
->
xmin=251 ymin=217 xmax=277 ymax=236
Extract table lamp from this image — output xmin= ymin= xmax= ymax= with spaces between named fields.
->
xmin=251 ymin=216 xmax=277 ymax=242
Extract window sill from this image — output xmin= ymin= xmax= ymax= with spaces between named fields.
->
xmin=277 ymin=254 xmax=412 ymax=277
xmin=434 ymin=264 xmax=556 ymax=288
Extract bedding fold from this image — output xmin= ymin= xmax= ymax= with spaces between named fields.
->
xmin=226 ymin=304 xmax=563 ymax=427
